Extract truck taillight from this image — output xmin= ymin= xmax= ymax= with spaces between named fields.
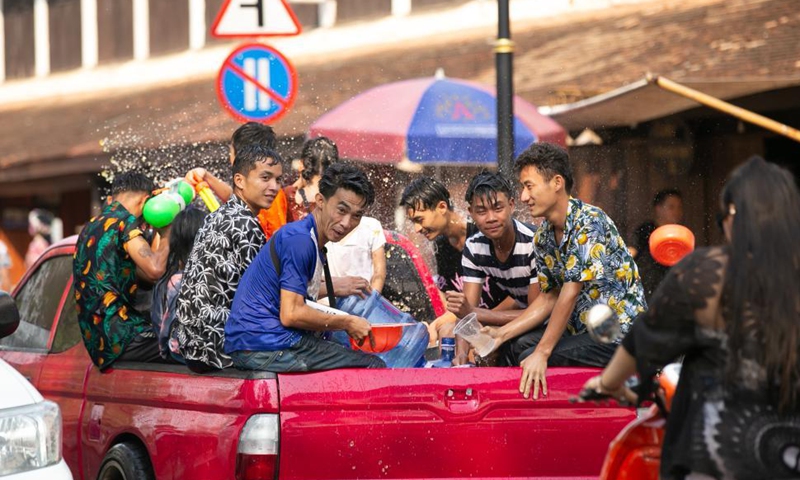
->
xmin=237 ymin=414 xmax=279 ymax=480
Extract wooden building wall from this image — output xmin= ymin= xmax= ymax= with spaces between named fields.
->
xmin=2 ymin=0 xmax=469 ymax=81
xmin=98 ymin=0 xmax=134 ymax=63
xmin=336 ymin=0 xmax=392 ymax=23
xmin=150 ymin=0 xmax=190 ymax=55
xmin=3 ymin=0 xmax=35 ymax=79
xmin=49 ymin=0 xmax=82 ymax=72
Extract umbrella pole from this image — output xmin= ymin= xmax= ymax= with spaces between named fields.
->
xmin=496 ymin=0 xmax=515 ymax=178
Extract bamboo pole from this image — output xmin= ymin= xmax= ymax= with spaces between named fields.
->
xmin=651 ymin=74 xmax=800 ymax=143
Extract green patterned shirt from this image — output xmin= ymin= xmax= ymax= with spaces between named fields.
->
xmin=73 ymin=201 xmax=146 ymax=369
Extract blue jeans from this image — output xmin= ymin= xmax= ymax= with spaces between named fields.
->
xmin=230 ymin=333 xmax=386 ymax=372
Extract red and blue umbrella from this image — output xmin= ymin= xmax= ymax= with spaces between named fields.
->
xmin=308 ymin=76 xmax=566 ymax=166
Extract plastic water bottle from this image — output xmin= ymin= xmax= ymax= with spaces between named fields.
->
xmin=430 ymin=337 xmax=455 ymax=368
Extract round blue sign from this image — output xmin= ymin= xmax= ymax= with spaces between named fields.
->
xmin=216 ymin=43 xmax=298 ymax=123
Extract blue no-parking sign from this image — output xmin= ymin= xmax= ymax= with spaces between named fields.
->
xmin=216 ymin=43 xmax=298 ymax=124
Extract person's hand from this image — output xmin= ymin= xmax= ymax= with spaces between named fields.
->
xmin=579 ymin=375 xmax=637 ymax=405
xmin=345 ymin=315 xmax=375 ymax=350
xmin=333 ymin=276 xmax=371 ymax=298
xmin=519 ymin=350 xmax=549 ymax=400
xmin=480 ymin=325 xmax=507 ymax=346
xmin=453 ymin=345 xmax=470 ymax=366
xmin=426 ymin=322 xmax=439 ymax=347
xmin=154 ymin=222 xmax=172 ymax=239
xmin=445 ymin=291 xmax=474 ymax=318
xmin=185 ymin=168 xmax=207 ymax=187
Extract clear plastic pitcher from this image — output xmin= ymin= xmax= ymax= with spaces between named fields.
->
xmin=453 ymin=313 xmax=497 ymax=358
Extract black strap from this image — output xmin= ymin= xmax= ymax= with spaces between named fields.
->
xmin=298 ymin=188 xmax=312 ymax=215
xmin=271 ymin=237 xmax=337 ymax=308
xmin=269 ymin=238 xmax=281 ymax=277
xmin=321 ymin=246 xmax=337 ymax=309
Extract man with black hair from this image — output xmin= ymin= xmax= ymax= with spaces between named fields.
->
xmin=630 ymin=189 xmax=684 ymax=298
xmin=486 ymin=143 xmax=646 ymax=400
xmin=173 ymin=145 xmax=283 ymax=372
xmin=224 ymin=163 xmax=385 ymax=372
xmin=449 ymin=171 xmax=539 ymax=324
xmin=399 ymin=177 xmax=506 ymax=310
xmin=73 ymin=172 xmax=170 ymax=369
xmin=185 ymin=122 xmax=291 ymax=239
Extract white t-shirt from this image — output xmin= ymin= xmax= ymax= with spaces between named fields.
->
xmin=325 ymin=216 xmax=385 ymax=282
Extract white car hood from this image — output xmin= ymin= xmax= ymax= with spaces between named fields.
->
xmin=0 ymin=359 xmax=43 ymax=409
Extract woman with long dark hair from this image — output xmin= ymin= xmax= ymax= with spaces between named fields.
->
xmin=583 ymin=156 xmax=800 ymax=479
xmin=151 ymin=207 xmax=207 ymax=362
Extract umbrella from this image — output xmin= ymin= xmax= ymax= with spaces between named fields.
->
xmin=308 ymin=75 xmax=566 ymax=166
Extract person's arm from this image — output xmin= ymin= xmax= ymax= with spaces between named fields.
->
xmin=186 ymin=168 xmax=233 ymax=202
xmin=446 ymin=285 xmax=521 ymax=326
xmin=518 ymin=282 xmax=581 ymax=399
xmin=582 ymin=346 xmax=638 ymax=403
xmin=279 ymin=288 xmax=373 ymax=345
xmin=370 ymin=246 xmax=386 ymax=293
xmin=484 ymin=288 xmax=559 ymax=343
xmin=319 ymin=276 xmax=371 ymax=299
xmin=127 ymin=229 xmax=170 ymax=283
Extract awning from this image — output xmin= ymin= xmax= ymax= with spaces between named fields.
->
xmin=540 ymin=76 xmax=800 ymax=132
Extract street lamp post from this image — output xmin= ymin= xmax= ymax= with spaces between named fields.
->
xmin=496 ymin=0 xmax=515 ymax=178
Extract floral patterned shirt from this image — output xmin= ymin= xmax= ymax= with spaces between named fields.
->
xmin=73 ymin=201 xmax=146 ymax=369
xmin=173 ymin=194 xmax=266 ymax=369
xmin=534 ymin=198 xmax=646 ymax=338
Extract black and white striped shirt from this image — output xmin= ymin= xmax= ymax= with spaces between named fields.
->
xmin=462 ymin=219 xmax=538 ymax=307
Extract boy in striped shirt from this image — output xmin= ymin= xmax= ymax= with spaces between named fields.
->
xmin=447 ymin=172 xmax=540 ymax=363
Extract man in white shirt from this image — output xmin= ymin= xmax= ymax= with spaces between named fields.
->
xmin=325 ymin=216 xmax=387 ymax=295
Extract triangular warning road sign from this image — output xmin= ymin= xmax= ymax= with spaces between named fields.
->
xmin=212 ymin=0 xmax=302 ymax=38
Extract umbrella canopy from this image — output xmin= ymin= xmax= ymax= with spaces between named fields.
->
xmin=308 ymin=76 xmax=566 ymax=166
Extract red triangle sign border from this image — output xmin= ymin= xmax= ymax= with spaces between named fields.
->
xmin=211 ymin=0 xmax=303 ymax=39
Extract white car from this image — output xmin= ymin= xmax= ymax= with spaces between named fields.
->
xmin=0 ymin=292 xmax=72 ymax=479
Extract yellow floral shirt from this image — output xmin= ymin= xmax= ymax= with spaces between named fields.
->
xmin=534 ymin=198 xmax=646 ymax=338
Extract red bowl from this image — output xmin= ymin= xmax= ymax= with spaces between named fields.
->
xmin=350 ymin=323 xmax=408 ymax=353
xmin=649 ymin=224 xmax=695 ymax=266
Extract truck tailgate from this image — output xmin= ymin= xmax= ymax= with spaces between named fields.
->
xmin=277 ymin=367 xmax=634 ymax=479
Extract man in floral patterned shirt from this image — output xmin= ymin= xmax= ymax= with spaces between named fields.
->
xmin=487 ymin=143 xmax=646 ymax=400
xmin=173 ymin=144 xmax=283 ymax=372
xmin=73 ymin=172 xmax=170 ymax=369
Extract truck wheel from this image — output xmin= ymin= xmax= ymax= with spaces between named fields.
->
xmin=97 ymin=442 xmax=155 ymax=480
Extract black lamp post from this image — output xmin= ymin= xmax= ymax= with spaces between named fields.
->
xmin=496 ymin=0 xmax=515 ymax=178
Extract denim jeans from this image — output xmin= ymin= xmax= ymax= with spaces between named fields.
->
xmin=231 ymin=333 xmax=386 ymax=372
xmin=499 ymin=324 xmax=617 ymax=368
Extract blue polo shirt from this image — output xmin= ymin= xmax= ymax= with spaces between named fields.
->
xmin=224 ymin=214 xmax=321 ymax=353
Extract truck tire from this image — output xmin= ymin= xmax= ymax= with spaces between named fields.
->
xmin=97 ymin=442 xmax=155 ymax=480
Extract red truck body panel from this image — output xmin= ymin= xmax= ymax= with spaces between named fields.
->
xmin=0 ymin=235 xmax=634 ymax=479
xmin=278 ymin=368 xmax=629 ymax=479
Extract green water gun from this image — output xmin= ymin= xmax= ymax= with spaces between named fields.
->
xmin=143 ymin=179 xmax=196 ymax=228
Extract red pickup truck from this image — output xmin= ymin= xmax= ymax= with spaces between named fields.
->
xmin=0 ymin=233 xmax=634 ymax=480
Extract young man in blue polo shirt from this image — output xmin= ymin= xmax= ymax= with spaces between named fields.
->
xmin=224 ymin=163 xmax=385 ymax=372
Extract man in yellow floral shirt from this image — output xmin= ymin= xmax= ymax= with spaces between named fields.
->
xmin=487 ymin=143 xmax=646 ymax=400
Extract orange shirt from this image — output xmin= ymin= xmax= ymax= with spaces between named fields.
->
xmin=257 ymin=188 xmax=291 ymax=240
